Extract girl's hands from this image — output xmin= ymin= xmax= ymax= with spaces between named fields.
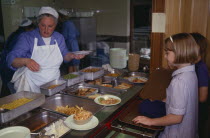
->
xmin=132 ymin=116 xmax=153 ymax=126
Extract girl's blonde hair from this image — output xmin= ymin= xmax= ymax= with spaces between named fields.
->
xmin=165 ymin=33 xmax=199 ymax=64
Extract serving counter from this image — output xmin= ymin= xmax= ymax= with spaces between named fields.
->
xmin=0 ymin=70 xmax=162 ymax=138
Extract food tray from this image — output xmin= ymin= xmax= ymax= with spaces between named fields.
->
xmin=80 ymin=66 xmax=104 ymax=80
xmin=3 ymin=109 xmax=65 ymax=132
xmin=40 ymin=79 xmax=66 ymax=96
xmin=62 ymin=84 xmax=98 ymax=97
xmin=104 ymin=69 xmax=126 ymax=79
xmin=0 ymin=91 xmax=45 ymax=123
xmin=62 ymin=72 xmax=85 ymax=86
xmin=41 ymin=93 xmax=104 ymax=116
xmin=122 ymin=72 xmax=148 ymax=79
xmin=95 ymin=77 xmax=134 ymax=91
xmin=118 ymin=98 xmax=164 ymax=130
xmin=82 ymin=83 xmax=124 ymax=97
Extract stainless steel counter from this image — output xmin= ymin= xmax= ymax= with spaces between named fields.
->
xmin=63 ymin=84 xmax=144 ymax=137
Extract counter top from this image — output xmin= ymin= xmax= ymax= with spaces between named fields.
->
xmin=63 ymin=84 xmax=143 ymax=137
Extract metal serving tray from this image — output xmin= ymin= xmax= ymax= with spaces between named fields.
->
xmin=62 ymin=72 xmax=85 ymax=87
xmin=0 ymin=91 xmax=45 ymax=123
xmin=40 ymin=79 xmax=66 ymax=96
xmin=62 ymin=84 xmax=98 ymax=97
xmin=122 ymin=72 xmax=149 ymax=79
xmin=1 ymin=109 xmax=65 ymax=132
xmin=80 ymin=66 xmax=104 ymax=80
xmin=82 ymin=83 xmax=124 ymax=97
xmin=41 ymin=93 xmax=104 ymax=116
xmin=94 ymin=77 xmax=134 ymax=92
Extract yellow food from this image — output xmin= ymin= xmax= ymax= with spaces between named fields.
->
xmin=99 ymin=97 xmax=120 ymax=105
xmin=106 ymin=73 xmax=120 ymax=77
xmin=48 ymin=84 xmax=60 ymax=89
xmin=114 ymin=83 xmax=133 ymax=89
xmin=55 ymin=105 xmax=86 ymax=115
xmin=0 ymin=98 xmax=33 ymax=110
xmin=82 ymin=68 xmax=100 ymax=73
xmin=73 ymin=111 xmax=92 ymax=121
xmin=100 ymin=84 xmax=112 ymax=87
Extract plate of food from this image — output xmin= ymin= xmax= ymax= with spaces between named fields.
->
xmin=64 ymin=111 xmax=99 ymax=131
xmin=94 ymin=95 xmax=121 ymax=106
xmin=128 ymin=76 xmax=148 ymax=84
xmin=72 ymin=50 xmax=92 ymax=55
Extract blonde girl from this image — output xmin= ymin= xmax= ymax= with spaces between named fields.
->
xmin=133 ymin=33 xmax=199 ymax=138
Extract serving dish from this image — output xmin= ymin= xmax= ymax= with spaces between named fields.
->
xmin=41 ymin=94 xmax=104 ymax=116
xmin=0 ymin=91 xmax=45 ymax=123
xmin=62 ymin=72 xmax=84 ymax=86
xmin=128 ymin=76 xmax=148 ymax=84
xmin=40 ymin=79 xmax=66 ymax=96
xmin=80 ymin=66 xmax=104 ymax=80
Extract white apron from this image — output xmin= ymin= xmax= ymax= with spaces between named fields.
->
xmin=11 ymin=38 xmax=63 ymax=93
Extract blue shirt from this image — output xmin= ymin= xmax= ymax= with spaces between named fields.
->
xmin=61 ymin=20 xmax=80 ymax=65
xmin=195 ymin=60 xmax=209 ymax=87
xmin=160 ymin=65 xmax=198 ymax=138
xmin=7 ymin=28 xmax=69 ymax=70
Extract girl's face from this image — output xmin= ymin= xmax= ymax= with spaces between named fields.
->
xmin=165 ymin=50 xmax=175 ymax=68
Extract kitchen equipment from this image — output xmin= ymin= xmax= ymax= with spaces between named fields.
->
xmin=0 ymin=91 xmax=45 ymax=123
xmin=110 ymin=48 xmax=128 ymax=69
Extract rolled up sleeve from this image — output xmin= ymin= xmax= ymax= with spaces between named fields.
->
xmin=6 ymin=33 xmax=31 ymax=70
xmin=167 ymin=78 xmax=188 ymax=115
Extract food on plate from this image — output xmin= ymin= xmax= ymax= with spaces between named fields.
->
xmin=0 ymin=98 xmax=33 ymax=110
xmin=131 ymin=77 xmax=147 ymax=83
xmin=77 ymin=88 xmax=97 ymax=96
xmin=114 ymin=83 xmax=133 ymax=89
xmin=82 ymin=68 xmax=100 ymax=73
xmin=95 ymin=78 xmax=102 ymax=85
xmin=47 ymin=84 xmax=60 ymax=89
xmin=100 ymin=84 xmax=112 ymax=87
xmin=105 ymin=73 xmax=120 ymax=77
xmin=44 ymin=119 xmax=70 ymax=138
xmin=88 ymin=94 xmax=103 ymax=99
xmin=98 ymin=97 xmax=120 ymax=105
xmin=55 ymin=105 xmax=86 ymax=115
xmin=73 ymin=110 xmax=92 ymax=121
xmin=63 ymin=73 xmax=79 ymax=79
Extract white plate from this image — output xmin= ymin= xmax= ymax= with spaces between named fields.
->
xmin=94 ymin=95 xmax=121 ymax=106
xmin=0 ymin=126 xmax=30 ymax=138
xmin=72 ymin=51 xmax=92 ymax=55
xmin=64 ymin=115 xmax=99 ymax=131
xmin=128 ymin=76 xmax=148 ymax=84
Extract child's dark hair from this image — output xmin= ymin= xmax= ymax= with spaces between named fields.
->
xmin=190 ymin=33 xmax=208 ymax=63
xmin=165 ymin=33 xmax=199 ymax=64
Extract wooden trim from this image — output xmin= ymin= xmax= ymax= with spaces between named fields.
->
xmin=150 ymin=0 xmax=165 ymax=72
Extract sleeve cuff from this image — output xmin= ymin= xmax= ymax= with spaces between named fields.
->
xmin=168 ymin=106 xmax=185 ymax=115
